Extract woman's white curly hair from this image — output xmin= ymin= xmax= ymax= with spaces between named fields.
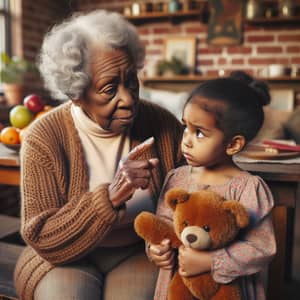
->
xmin=39 ymin=10 xmax=145 ymax=100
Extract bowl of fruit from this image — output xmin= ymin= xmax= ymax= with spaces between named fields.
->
xmin=0 ymin=94 xmax=53 ymax=151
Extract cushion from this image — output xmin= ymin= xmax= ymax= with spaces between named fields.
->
xmin=284 ymin=106 xmax=300 ymax=144
xmin=252 ymin=106 xmax=292 ymax=142
xmin=139 ymin=86 xmax=189 ymax=120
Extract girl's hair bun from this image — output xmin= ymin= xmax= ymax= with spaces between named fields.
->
xmin=229 ymin=70 xmax=271 ymax=106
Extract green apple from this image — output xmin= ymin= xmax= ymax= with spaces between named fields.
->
xmin=9 ymin=105 xmax=33 ymax=129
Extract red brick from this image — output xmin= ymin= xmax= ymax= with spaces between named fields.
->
xmin=246 ymin=35 xmax=274 ymax=43
xmin=248 ymin=58 xmax=289 ymax=65
xmin=153 ymin=39 xmax=164 ymax=45
xmin=153 ymin=28 xmax=171 ymax=34
xmin=197 ymin=59 xmax=214 ymax=66
xmin=185 ymin=26 xmax=206 ymax=34
xmin=206 ymin=70 xmax=219 ymax=77
xmin=146 ymin=49 xmax=162 ymax=55
xmin=138 ymin=28 xmax=150 ymax=35
xmin=232 ymin=58 xmax=244 ymax=65
xmin=226 ymin=47 xmax=252 ymax=54
xmin=197 ymin=48 xmax=222 ymax=55
xmin=257 ymin=46 xmax=283 ymax=54
xmin=291 ymin=58 xmax=300 ymax=64
xmin=287 ymin=46 xmax=300 ymax=53
xmin=278 ymin=35 xmax=300 ymax=42
xmin=218 ymin=58 xmax=227 ymax=65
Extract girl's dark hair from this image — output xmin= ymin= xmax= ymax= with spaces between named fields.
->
xmin=186 ymin=71 xmax=271 ymax=142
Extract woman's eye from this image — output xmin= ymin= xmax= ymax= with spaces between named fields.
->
xmin=101 ymin=85 xmax=117 ymax=95
xmin=183 ymin=126 xmax=188 ymax=133
xmin=126 ymin=74 xmax=138 ymax=89
xmin=196 ymin=129 xmax=204 ymax=139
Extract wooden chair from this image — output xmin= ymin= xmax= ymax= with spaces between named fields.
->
xmin=0 ymin=215 xmax=23 ymax=300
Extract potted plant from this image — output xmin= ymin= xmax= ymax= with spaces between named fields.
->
xmin=156 ymin=56 xmax=189 ymax=77
xmin=0 ymin=52 xmax=37 ymax=106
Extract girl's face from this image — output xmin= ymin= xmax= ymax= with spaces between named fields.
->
xmin=181 ymin=97 xmax=229 ymax=168
xmin=77 ymin=47 xmax=139 ymax=134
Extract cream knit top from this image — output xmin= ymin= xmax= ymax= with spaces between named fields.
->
xmin=14 ymin=100 xmax=183 ymax=300
xmin=71 ymin=104 xmax=154 ymax=246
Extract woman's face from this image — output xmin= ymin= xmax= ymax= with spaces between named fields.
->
xmin=181 ymin=97 xmax=229 ymax=168
xmin=77 ymin=47 xmax=139 ymax=134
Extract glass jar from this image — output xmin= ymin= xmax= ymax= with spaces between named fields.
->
xmin=245 ymin=0 xmax=262 ymax=19
xmin=278 ymin=0 xmax=295 ymax=17
xmin=168 ymin=0 xmax=179 ymax=13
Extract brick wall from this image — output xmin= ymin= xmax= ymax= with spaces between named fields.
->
xmin=17 ymin=0 xmax=72 ymax=97
xmin=76 ymin=0 xmax=300 ymax=78
xmin=13 ymin=0 xmax=300 ymax=95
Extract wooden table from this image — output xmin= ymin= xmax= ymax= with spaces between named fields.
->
xmin=0 ymin=143 xmax=299 ymax=300
xmin=0 ymin=143 xmax=20 ymax=186
xmin=235 ymin=156 xmax=300 ymax=300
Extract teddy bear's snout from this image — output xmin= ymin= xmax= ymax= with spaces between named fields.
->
xmin=181 ymin=226 xmax=211 ymax=249
xmin=186 ymin=234 xmax=197 ymax=243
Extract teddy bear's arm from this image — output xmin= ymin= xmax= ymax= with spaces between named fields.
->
xmin=134 ymin=212 xmax=181 ymax=247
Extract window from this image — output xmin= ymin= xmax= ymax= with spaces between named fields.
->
xmin=0 ymin=0 xmax=10 ymax=55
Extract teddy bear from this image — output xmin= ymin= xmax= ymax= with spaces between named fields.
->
xmin=134 ymin=188 xmax=249 ymax=300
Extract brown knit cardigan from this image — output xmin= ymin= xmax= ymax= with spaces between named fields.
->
xmin=14 ymin=100 xmax=183 ymax=300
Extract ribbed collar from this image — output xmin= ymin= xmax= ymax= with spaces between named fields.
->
xmin=71 ymin=104 xmax=120 ymax=138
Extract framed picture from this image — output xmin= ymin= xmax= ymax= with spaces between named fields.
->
xmin=207 ymin=0 xmax=243 ymax=45
xmin=164 ymin=36 xmax=196 ymax=73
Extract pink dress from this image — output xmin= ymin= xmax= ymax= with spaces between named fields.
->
xmin=154 ymin=166 xmax=276 ymax=300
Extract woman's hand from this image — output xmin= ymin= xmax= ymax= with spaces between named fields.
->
xmin=148 ymin=239 xmax=175 ymax=270
xmin=108 ymin=137 xmax=159 ymax=208
xmin=178 ymin=245 xmax=212 ymax=277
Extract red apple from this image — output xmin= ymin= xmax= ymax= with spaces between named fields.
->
xmin=23 ymin=94 xmax=44 ymax=113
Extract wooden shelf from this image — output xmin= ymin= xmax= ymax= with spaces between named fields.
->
xmin=245 ymin=16 xmax=300 ymax=25
xmin=141 ymin=75 xmax=300 ymax=92
xmin=126 ymin=8 xmax=206 ymax=24
xmin=141 ymin=75 xmax=300 ymax=83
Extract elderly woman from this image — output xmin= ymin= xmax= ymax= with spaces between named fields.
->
xmin=14 ymin=10 xmax=183 ymax=300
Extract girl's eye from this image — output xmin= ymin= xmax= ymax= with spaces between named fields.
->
xmin=183 ymin=126 xmax=188 ymax=133
xmin=196 ymin=129 xmax=204 ymax=139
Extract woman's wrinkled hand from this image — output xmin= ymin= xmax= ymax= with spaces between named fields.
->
xmin=148 ymin=239 xmax=175 ymax=270
xmin=108 ymin=137 xmax=159 ymax=208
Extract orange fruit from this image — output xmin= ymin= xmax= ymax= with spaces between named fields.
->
xmin=43 ymin=105 xmax=53 ymax=111
xmin=19 ymin=126 xmax=28 ymax=143
xmin=34 ymin=111 xmax=47 ymax=120
xmin=0 ymin=126 xmax=20 ymax=145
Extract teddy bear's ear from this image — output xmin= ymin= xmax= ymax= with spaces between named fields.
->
xmin=222 ymin=200 xmax=249 ymax=228
xmin=165 ymin=188 xmax=190 ymax=210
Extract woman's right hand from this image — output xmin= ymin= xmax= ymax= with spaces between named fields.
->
xmin=148 ymin=239 xmax=175 ymax=270
xmin=108 ymin=137 xmax=159 ymax=208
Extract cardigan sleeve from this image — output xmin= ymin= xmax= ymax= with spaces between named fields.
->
xmin=20 ymin=138 xmax=124 ymax=265
xmin=211 ymin=176 xmax=276 ymax=283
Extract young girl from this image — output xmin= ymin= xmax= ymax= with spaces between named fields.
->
xmin=147 ymin=71 xmax=276 ymax=300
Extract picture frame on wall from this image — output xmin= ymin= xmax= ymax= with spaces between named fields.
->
xmin=207 ymin=0 xmax=243 ymax=45
xmin=164 ymin=36 xmax=196 ymax=73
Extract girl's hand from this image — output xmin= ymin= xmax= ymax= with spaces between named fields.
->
xmin=178 ymin=245 xmax=212 ymax=277
xmin=108 ymin=137 xmax=159 ymax=208
xmin=148 ymin=239 xmax=175 ymax=270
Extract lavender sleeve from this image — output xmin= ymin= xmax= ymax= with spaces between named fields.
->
xmin=211 ymin=176 xmax=276 ymax=283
